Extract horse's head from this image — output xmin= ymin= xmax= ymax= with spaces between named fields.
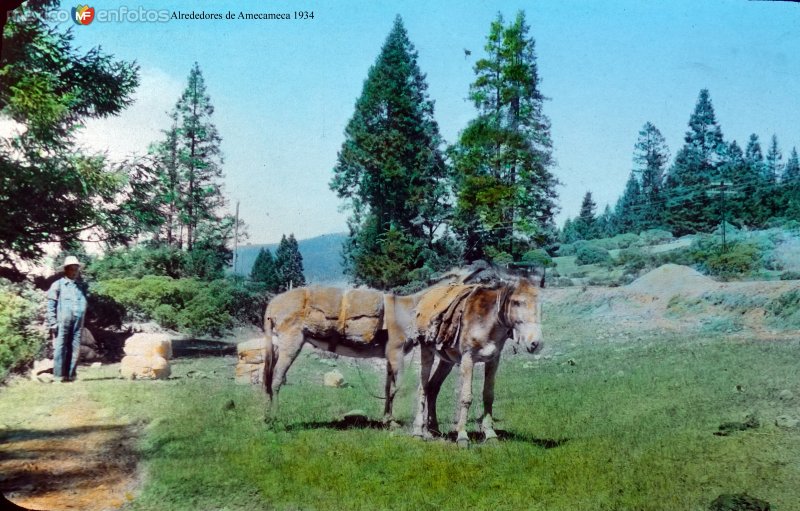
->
xmin=503 ymin=278 xmax=543 ymax=354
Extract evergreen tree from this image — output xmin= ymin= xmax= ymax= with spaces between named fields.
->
xmin=250 ymin=248 xmax=279 ymax=290
xmin=596 ymin=204 xmax=615 ymax=238
xmin=720 ymin=140 xmax=749 ymax=226
xmin=574 ymin=191 xmax=597 ymax=239
xmin=765 ymin=135 xmax=783 ymax=184
xmin=633 ymin=122 xmax=669 ymax=229
xmin=744 ymin=134 xmax=772 ymax=226
xmin=330 ymin=16 xmax=452 ymax=288
xmin=275 ymin=234 xmax=305 ymax=291
xmin=783 ymin=147 xmax=800 ymax=185
xmin=662 ymin=89 xmax=725 ymax=235
xmin=615 ymin=172 xmax=643 ymax=234
xmin=782 ymin=147 xmax=800 ymax=222
xmin=559 ymin=218 xmax=580 ymax=244
xmin=174 ymin=62 xmax=226 ymax=252
xmin=0 ymin=0 xmax=139 ymax=263
xmin=451 ymin=11 xmax=559 ymax=262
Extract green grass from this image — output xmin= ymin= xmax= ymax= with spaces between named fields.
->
xmin=3 ymin=330 xmax=800 ymax=510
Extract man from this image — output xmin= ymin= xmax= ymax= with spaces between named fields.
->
xmin=46 ymin=256 xmax=89 ymax=383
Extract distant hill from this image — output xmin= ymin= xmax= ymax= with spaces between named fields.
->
xmin=234 ymin=233 xmax=348 ymax=285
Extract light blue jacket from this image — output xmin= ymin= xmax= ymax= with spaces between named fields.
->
xmin=46 ymin=277 xmax=89 ymax=328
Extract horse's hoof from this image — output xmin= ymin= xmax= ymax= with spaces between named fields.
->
xmin=386 ymin=420 xmax=401 ymax=431
xmin=483 ymin=436 xmax=499 ymax=445
xmin=457 ymin=438 xmax=470 ymax=448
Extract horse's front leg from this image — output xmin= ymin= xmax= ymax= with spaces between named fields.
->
xmin=267 ymin=329 xmax=304 ymax=423
xmin=412 ymin=344 xmax=435 ymax=438
xmin=481 ymin=356 xmax=500 ymax=443
xmin=455 ymin=351 xmax=474 ymax=448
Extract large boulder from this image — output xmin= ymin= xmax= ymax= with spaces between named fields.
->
xmin=237 ymin=338 xmax=267 ymax=364
xmin=123 ymin=333 xmax=173 ymax=359
xmin=120 ymin=355 xmax=170 ymax=380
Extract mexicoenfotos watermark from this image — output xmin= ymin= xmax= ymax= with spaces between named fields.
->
xmin=7 ymin=5 xmax=316 ymax=25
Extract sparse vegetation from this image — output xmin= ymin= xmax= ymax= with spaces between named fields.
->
xmin=0 ymin=279 xmax=45 ymax=379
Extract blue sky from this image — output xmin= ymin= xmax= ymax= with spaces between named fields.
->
xmin=56 ymin=0 xmax=800 ymax=244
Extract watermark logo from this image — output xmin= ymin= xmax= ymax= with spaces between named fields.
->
xmin=71 ymin=5 xmax=95 ymax=25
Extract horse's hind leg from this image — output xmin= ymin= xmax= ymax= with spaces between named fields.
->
xmin=480 ymin=357 xmax=500 ymax=443
xmin=268 ymin=328 xmax=305 ymax=420
xmin=383 ymin=342 xmax=405 ymax=427
xmin=425 ymin=357 xmax=453 ymax=436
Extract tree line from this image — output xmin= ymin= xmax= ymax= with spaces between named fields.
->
xmin=330 ymin=13 xmax=559 ymax=290
xmin=562 ymin=89 xmax=800 ymax=243
xmin=1 ymin=2 xmax=246 ymax=281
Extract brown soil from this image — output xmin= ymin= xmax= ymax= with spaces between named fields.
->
xmin=0 ymin=381 xmax=140 ymax=511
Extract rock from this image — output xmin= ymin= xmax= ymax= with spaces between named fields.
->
xmin=31 ymin=359 xmax=54 ymax=379
xmin=237 ymin=338 xmax=268 ymax=364
xmin=709 ymin=493 xmax=770 ymax=510
xmin=120 ymin=355 xmax=170 ymax=380
xmin=123 ymin=333 xmax=172 ymax=359
xmin=37 ymin=373 xmax=54 ymax=384
xmin=324 ymin=370 xmax=345 ymax=388
xmin=80 ymin=344 xmax=101 ymax=362
xmin=775 ymin=415 xmax=799 ymax=429
xmin=522 ymin=361 xmax=536 ymax=369
xmin=91 ymin=362 xmax=102 ymax=368
xmin=235 ymin=363 xmax=264 ymax=385
xmin=778 ymin=389 xmax=793 ymax=401
xmin=127 ymin=321 xmax=164 ymax=334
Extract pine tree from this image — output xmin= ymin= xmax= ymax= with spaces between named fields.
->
xmin=662 ymin=89 xmax=725 ymax=235
xmin=451 ymin=11 xmax=559 ymax=262
xmin=782 ymin=147 xmax=800 ymax=222
xmin=574 ymin=192 xmax=597 ymax=239
xmin=783 ymin=147 xmax=800 ymax=184
xmin=559 ymin=218 xmax=580 ymax=244
xmin=175 ymin=62 xmax=226 ymax=252
xmin=596 ymin=204 xmax=615 ymax=238
xmin=615 ymin=172 xmax=643 ymax=234
xmin=0 ymin=1 xmax=139 ymax=262
xmin=633 ymin=122 xmax=670 ymax=229
xmin=744 ymin=134 xmax=773 ymax=226
xmin=765 ymin=135 xmax=783 ymax=185
xmin=250 ymin=248 xmax=279 ymax=291
xmin=275 ymin=234 xmax=306 ymax=291
xmin=330 ymin=16 xmax=452 ymax=288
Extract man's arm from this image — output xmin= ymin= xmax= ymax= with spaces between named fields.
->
xmin=46 ymin=280 xmax=60 ymax=330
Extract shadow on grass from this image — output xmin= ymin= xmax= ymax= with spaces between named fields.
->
xmin=441 ymin=430 xmax=569 ymax=448
xmin=281 ymin=419 xmax=569 ymax=449
xmin=285 ymin=415 xmax=394 ymax=431
xmin=171 ymin=340 xmax=236 ymax=358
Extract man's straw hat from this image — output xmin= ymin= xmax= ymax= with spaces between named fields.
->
xmin=62 ymin=256 xmax=82 ymax=268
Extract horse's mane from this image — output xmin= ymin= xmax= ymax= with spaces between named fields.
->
xmin=430 ymin=260 xmax=542 ymax=289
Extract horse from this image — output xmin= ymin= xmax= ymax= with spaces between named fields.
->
xmin=410 ymin=273 xmax=543 ymax=446
xmin=262 ymin=284 xmax=437 ymax=424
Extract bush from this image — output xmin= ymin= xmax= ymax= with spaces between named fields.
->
xmin=780 ymin=271 xmax=800 ymax=281
xmin=86 ymin=246 xmax=230 ymax=282
xmin=702 ymin=243 xmax=761 ymax=279
xmin=639 ymin=229 xmax=674 ymax=246
xmin=575 ymin=245 xmax=612 ymax=266
xmin=0 ymin=279 xmax=46 ymax=379
xmin=611 ymin=233 xmax=641 ymax=249
xmin=93 ymin=277 xmax=269 ymax=337
xmin=522 ymin=249 xmax=555 ymax=269
xmin=617 ymin=247 xmax=649 ymax=273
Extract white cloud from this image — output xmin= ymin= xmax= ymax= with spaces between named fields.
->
xmin=76 ymin=66 xmax=183 ymax=160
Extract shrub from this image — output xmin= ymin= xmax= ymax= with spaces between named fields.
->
xmin=93 ymin=277 xmax=269 ymax=337
xmin=0 ymin=279 xmax=46 ymax=379
xmin=702 ymin=242 xmax=761 ymax=279
xmin=86 ymin=246 xmax=230 ymax=282
xmin=617 ymin=247 xmax=649 ymax=273
xmin=780 ymin=271 xmax=800 ymax=281
xmin=521 ymin=249 xmax=555 ymax=269
xmin=611 ymin=233 xmax=641 ymax=249
xmin=639 ymin=229 xmax=674 ymax=246
xmin=575 ymin=245 xmax=612 ymax=266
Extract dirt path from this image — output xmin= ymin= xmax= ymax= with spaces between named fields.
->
xmin=0 ymin=378 xmax=140 ymax=511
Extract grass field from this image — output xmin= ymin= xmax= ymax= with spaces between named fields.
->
xmin=4 ymin=310 xmax=799 ymax=511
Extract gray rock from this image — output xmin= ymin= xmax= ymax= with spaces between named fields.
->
xmin=778 ymin=389 xmax=793 ymax=401
xmin=775 ymin=415 xmax=799 ymax=429
xmin=324 ymin=370 xmax=345 ymax=388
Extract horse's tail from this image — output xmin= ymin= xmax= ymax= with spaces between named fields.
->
xmin=263 ymin=316 xmax=276 ymax=399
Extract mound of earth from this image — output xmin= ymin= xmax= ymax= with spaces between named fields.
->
xmin=627 ymin=264 xmax=714 ymax=299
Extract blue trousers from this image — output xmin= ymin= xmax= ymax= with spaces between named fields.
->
xmin=54 ymin=319 xmax=83 ymax=380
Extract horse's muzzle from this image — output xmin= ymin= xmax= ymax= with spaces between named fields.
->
xmin=526 ymin=341 xmax=543 ymax=354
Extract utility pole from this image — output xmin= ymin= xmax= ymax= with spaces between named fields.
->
xmin=708 ymin=181 xmax=737 ymax=252
xmin=233 ymin=200 xmax=240 ymax=275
